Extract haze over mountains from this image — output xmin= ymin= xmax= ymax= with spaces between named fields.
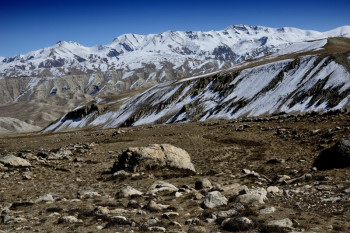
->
xmin=0 ymin=25 xmax=350 ymax=133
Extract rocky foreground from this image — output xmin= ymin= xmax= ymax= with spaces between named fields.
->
xmin=1 ymin=110 xmax=350 ymax=232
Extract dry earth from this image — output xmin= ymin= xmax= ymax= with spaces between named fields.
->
xmin=1 ymin=110 xmax=350 ymax=232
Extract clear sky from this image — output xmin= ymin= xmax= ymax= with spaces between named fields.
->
xmin=1 ymin=0 xmax=349 ymax=57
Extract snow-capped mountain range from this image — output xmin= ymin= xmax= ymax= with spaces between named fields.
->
xmin=43 ymin=36 xmax=350 ymax=132
xmin=1 ymin=25 xmax=350 ymax=132
xmin=1 ymin=25 xmax=350 ymax=79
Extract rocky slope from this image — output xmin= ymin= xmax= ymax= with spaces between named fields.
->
xmin=1 ymin=111 xmax=350 ymax=232
xmin=44 ymin=37 xmax=350 ymax=132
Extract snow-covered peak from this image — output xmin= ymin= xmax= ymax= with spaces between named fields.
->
xmin=1 ymin=25 xmax=349 ymax=78
xmin=325 ymin=25 xmax=350 ymax=37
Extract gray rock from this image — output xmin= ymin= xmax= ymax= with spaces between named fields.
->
xmin=146 ymin=200 xmax=169 ymax=212
xmin=48 ymin=148 xmax=73 ymax=160
xmin=259 ymin=206 xmax=276 ymax=214
xmin=188 ymin=226 xmax=208 ymax=233
xmin=116 ymin=186 xmax=143 ymax=198
xmin=77 ymin=190 xmax=101 ymax=199
xmin=268 ymin=218 xmax=293 ymax=228
xmin=237 ymin=188 xmax=267 ymax=204
xmin=216 ymin=209 xmax=237 ymax=218
xmin=0 ymin=155 xmax=31 ymax=167
xmin=267 ymin=186 xmax=280 ymax=194
xmin=113 ymin=170 xmax=129 ymax=178
xmin=94 ymin=206 xmax=109 ymax=215
xmin=202 ymin=191 xmax=228 ymax=208
xmin=162 ymin=211 xmax=179 ymax=219
xmin=147 ymin=216 xmax=160 ymax=225
xmin=148 ymin=181 xmax=178 ymax=194
xmin=127 ymin=200 xmax=141 ymax=209
xmin=58 ymin=216 xmax=83 ymax=224
xmin=195 ymin=178 xmax=212 ymax=190
xmin=221 ymin=217 xmax=253 ymax=231
xmin=35 ymin=193 xmax=54 ymax=203
xmin=111 ymin=144 xmax=196 ymax=173
xmin=222 ymin=183 xmax=248 ymax=196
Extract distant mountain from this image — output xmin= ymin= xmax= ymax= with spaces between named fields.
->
xmin=1 ymin=25 xmax=349 ymax=80
xmin=1 ymin=25 xmax=350 ymax=131
xmin=43 ymin=37 xmax=350 ymax=132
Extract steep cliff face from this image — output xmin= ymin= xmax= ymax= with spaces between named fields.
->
xmin=43 ymin=38 xmax=350 ymax=132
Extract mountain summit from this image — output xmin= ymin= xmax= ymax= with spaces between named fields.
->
xmin=1 ymin=25 xmax=349 ymax=79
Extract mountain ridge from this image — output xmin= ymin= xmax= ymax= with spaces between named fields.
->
xmin=2 ymin=25 xmax=349 ymax=79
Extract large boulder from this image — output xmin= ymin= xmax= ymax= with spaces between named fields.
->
xmin=313 ymin=140 xmax=350 ymax=170
xmin=111 ymin=144 xmax=195 ymax=173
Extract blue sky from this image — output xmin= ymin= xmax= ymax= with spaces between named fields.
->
xmin=1 ymin=0 xmax=349 ymax=57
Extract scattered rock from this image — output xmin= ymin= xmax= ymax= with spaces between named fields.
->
xmin=222 ymin=183 xmax=248 ymax=196
xmin=148 ymin=226 xmax=166 ymax=232
xmin=267 ymin=186 xmax=280 ymax=194
xmin=146 ymin=200 xmax=169 ymax=212
xmin=188 ymin=226 xmax=208 ymax=233
xmin=116 ymin=186 xmax=143 ymax=198
xmin=58 ymin=216 xmax=83 ymax=224
xmin=259 ymin=206 xmax=276 ymax=214
xmin=313 ymin=140 xmax=350 ymax=170
xmin=162 ymin=211 xmax=179 ymax=219
xmin=94 ymin=206 xmax=110 ymax=215
xmin=77 ymin=190 xmax=101 ymax=199
xmin=0 ymin=155 xmax=31 ymax=167
xmin=236 ymin=188 xmax=267 ymax=205
xmin=268 ymin=218 xmax=293 ymax=228
xmin=221 ymin=217 xmax=253 ymax=232
xmin=35 ymin=193 xmax=54 ymax=203
xmin=127 ymin=200 xmax=141 ymax=209
xmin=148 ymin=181 xmax=178 ymax=194
xmin=202 ymin=191 xmax=228 ymax=208
xmin=111 ymin=144 xmax=196 ymax=173
xmin=266 ymin=158 xmax=285 ymax=164
xmin=195 ymin=178 xmax=212 ymax=190
xmin=216 ymin=209 xmax=237 ymax=218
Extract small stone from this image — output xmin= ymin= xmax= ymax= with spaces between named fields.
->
xmin=259 ymin=206 xmax=276 ymax=214
xmin=267 ymin=186 xmax=280 ymax=194
xmin=116 ymin=186 xmax=143 ymax=198
xmin=268 ymin=218 xmax=293 ymax=228
xmin=188 ymin=226 xmax=207 ymax=233
xmin=58 ymin=216 xmax=83 ymax=224
xmin=148 ymin=181 xmax=178 ymax=194
xmin=35 ymin=193 xmax=54 ymax=203
xmin=94 ymin=206 xmax=109 ymax=215
xmin=146 ymin=200 xmax=169 ymax=212
xmin=162 ymin=212 xmax=179 ymax=219
xmin=127 ymin=200 xmax=141 ymax=209
xmin=96 ymin=225 xmax=104 ymax=230
xmin=147 ymin=217 xmax=160 ymax=225
xmin=266 ymin=158 xmax=285 ymax=164
xmin=221 ymin=217 xmax=253 ymax=231
xmin=236 ymin=188 xmax=267 ymax=205
xmin=202 ymin=191 xmax=228 ymax=208
xmin=216 ymin=209 xmax=237 ymax=218
xmin=174 ymin=192 xmax=183 ymax=197
xmin=77 ymin=190 xmax=101 ymax=199
xmin=195 ymin=178 xmax=212 ymax=190
xmin=113 ymin=170 xmax=129 ymax=178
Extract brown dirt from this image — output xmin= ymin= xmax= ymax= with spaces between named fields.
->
xmin=1 ymin=111 xmax=350 ymax=232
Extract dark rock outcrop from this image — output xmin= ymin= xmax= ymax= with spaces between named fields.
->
xmin=313 ymin=140 xmax=350 ymax=170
